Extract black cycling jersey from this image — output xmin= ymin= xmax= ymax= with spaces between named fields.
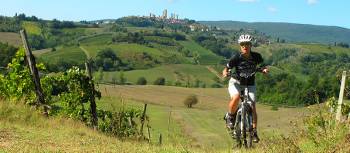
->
xmin=226 ymin=51 xmax=264 ymax=86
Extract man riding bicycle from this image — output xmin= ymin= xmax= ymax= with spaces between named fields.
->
xmin=222 ymin=34 xmax=268 ymax=143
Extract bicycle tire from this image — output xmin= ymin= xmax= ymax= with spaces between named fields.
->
xmin=234 ymin=113 xmax=242 ymax=148
xmin=246 ymin=110 xmax=253 ymax=148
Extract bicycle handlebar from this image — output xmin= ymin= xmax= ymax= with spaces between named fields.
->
xmin=227 ymin=66 xmax=266 ymax=79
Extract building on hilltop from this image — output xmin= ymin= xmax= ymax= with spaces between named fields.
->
xmin=162 ymin=9 xmax=168 ymax=19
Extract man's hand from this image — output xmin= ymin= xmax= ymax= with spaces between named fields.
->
xmin=222 ymin=67 xmax=229 ymax=77
xmin=262 ymin=67 xmax=269 ymax=74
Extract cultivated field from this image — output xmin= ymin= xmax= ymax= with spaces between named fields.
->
xmin=0 ymin=32 xmax=22 ymax=46
xmin=99 ymin=64 xmax=219 ymax=86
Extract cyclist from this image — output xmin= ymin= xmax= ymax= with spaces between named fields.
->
xmin=222 ymin=34 xmax=268 ymax=143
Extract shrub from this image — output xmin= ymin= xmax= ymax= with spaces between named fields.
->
xmin=211 ymin=83 xmax=223 ymax=88
xmin=153 ymin=77 xmax=165 ymax=85
xmin=183 ymin=94 xmax=198 ymax=108
xmin=118 ymin=71 xmax=127 ymax=85
xmin=271 ymin=105 xmax=279 ymax=111
xmin=136 ymin=77 xmax=147 ymax=85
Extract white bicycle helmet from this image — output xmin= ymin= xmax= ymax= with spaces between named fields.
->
xmin=238 ymin=34 xmax=252 ymax=44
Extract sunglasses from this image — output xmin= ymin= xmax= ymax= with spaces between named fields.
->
xmin=240 ymin=42 xmax=252 ymax=46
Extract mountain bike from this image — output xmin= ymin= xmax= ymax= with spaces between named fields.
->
xmin=227 ymin=68 xmax=261 ymax=149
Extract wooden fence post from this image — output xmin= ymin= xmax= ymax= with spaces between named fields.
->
xmin=336 ymin=71 xmax=347 ymax=121
xmin=159 ymin=133 xmax=162 ymax=145
xmin=20 ymin=29 xmax=48 ymax=116
xmin=85 ymin=61 xmax=98 ymax=128
xmin=167 ymin=108 xmax=172 ymax=140
xmin=147 ymin=125 xmax=151 ymax=143
xmin=140 ymin=104 xmax=148 ymax=135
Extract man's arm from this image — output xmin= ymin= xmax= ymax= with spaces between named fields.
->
xmin=223 ymin=54 xmax=238 ymax=77
xmin=222 ymin=67 xmax=229 ymax=77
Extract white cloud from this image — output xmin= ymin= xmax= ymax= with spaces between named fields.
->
xmin=307 ymin=0 xmax=318 ymax=5
xmin=238 ymin=0 xmax=258 ymax=3
xmin=267 ymin=6 xmax=277 ymax=13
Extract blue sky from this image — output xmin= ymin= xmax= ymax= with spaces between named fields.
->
xmin=1 ymin=0 xmax=349 ymax=29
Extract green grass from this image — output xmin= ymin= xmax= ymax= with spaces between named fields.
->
xmin=81 ymin=43 xmax=192 ymax=66
xmin=81 ymin=43 xmax=163 ymax=58
xmin=38 ymin=46 xmax=87 ymax=64
xmin=98 ymin=64 xmax=218 ymax=86
xmin=79 ymin=33 xmax=223 ymax=65
xmin=298 ymin=43 xmax=350 ymax=55
xmin=32 ymin=48 xmax=52 ymax=56
xmin=79 ymin=33 xmax=113 ymax=46
xmin=179 ymin=40 xmax=224 ymax=65
xmin=97 ymin=96 xmax=190 ymax=146
xmin=84 ymin=28 xmax=105 ymax=34
xmin=126 ymin=27 xmax=158 ymax=32
xmin=22 ymin=21 xmax=42 ymax=35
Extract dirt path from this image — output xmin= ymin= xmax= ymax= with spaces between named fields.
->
xmin=79 ymin=46 xmax=91 ymax=59
xmin=206 ymin=66 xmax=224 ymax=81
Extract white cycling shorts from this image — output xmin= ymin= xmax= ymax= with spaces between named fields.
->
xmin=228 ymin=78 xmax=256 ymax=102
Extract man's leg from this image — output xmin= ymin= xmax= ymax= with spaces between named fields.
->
xmin=229 ymin=94 xmax=240 ymax=114
xmin=249 ymin=86 xmax=260 ymax=143
xmin=225 ymin=94 xmax=240 ymax=129
xmin=252 ymin=103 xmax=260 ymax=142
xmin=225 ymin=78 xmax=240 ymax=129
xmin=252 ymin=103 xmax=257 ymax=129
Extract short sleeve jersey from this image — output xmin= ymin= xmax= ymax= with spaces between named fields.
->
xmin=226 ymin=51 xmax=264 ymax=85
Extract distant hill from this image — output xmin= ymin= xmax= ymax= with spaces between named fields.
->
xmin=199 ymin=21 xmax=350 ymax=44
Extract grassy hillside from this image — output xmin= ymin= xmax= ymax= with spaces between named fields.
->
xmin=179 ymin=40 xmax=223 ymax=65
xmin=78 ymin=34 xmax=223 ymax=65
xmin=97 ymin=64 xmax=218 ymax=86
xmin=39 ymin=46 xmax=87 ymax=63
xmin=200 ymin=21 xmax=350 ymax=44
xmin=98 ymin=85 xmax=350 ymax=152
xmin=0 ymin=86 xmax=348 ymax=152
xmin=22 ymin=21 xmax=42 ymax=35
xmin=79 ymin=33 xmax=113 ymax=46
xmin=37 ymin=46 xmax=87 ymax=71
xmin=98 ymin=85 xmax=309 ymax=150
xmin=0 ymin=100 xmax=202 ymax=153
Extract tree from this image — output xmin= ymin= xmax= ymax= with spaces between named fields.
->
xmin=95 ymin=48 xmax=121 ymax=71
xmin=0 ymin=42 xmax=17 ymax=67
xmin=337 ymin=42 xmax=349 ymax=48
xmin=119 ymin=71 xmax=126 ymax=85
xmin=96 ymin=67 xmax=104 ymax=82
xmin=111 ymin=75 xmax=118 ymax=85
xmin=153 ymin=77 xmax=165 ymax=85
xmin=183 ymin=94 xmax=199 ymax=108
xmin=136 ymin=77 xmax=147 ymax=85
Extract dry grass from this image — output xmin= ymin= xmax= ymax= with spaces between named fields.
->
xmin=0 ymin=100 xmax=206 ymax=153
xmin=0 ymin=32 xmax=22 ymax=47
